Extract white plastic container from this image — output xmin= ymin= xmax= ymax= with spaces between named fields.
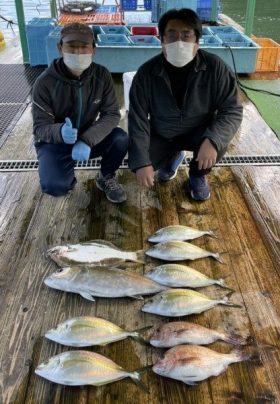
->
xmin=122 ymin=71 xmax=136 ymax=111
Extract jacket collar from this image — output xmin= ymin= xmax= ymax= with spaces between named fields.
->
xmin=152 ymin=50 xmax=207 ymax=77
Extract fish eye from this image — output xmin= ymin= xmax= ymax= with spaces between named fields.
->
xmin=57 ymin=268 xmax=64 ymax=273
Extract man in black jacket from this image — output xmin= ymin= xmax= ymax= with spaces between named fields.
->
xmin=32 ymin=23 xmax=128 ymax=203
xmin=128 ymin=8 xmax=243 ymax=201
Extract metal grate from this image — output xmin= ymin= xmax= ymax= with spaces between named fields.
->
xmin=0 ymin=65 xmax=45 ymax=144
xmin=0 ymin=65 xmax=45 ymax=103
xmin=0 ymin=155 xmax=279 ymax=172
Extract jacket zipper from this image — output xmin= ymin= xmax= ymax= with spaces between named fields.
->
xmin=76 ymin=85 xmax=83 ymax=130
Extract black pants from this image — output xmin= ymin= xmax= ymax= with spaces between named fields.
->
xmin=35 ymin=128 xmax=128 ymax=197
xmin=149 ymin=132 xmax=227 ymax=177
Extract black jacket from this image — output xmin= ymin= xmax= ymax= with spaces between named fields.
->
xmin=128 ymin=50 xmax=243 ymax=171
xmin=32 ymin=58 xmax=120 ymax=147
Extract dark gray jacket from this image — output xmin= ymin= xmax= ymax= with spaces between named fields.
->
xmin=32 ymin=58 xmax=120 ymax=147
xmin=128 ymin=50 xmax=243 ymax=171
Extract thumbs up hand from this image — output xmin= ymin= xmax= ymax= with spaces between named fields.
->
xmin=61 ymin=117 xmax=78 ymax=144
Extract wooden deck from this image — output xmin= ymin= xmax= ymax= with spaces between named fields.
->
xmin=0 ymin=79 xmax=280 ymax=404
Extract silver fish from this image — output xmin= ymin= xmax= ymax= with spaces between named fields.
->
xmin=142 ymin=289 xmax=241 ymax=317
xmin=145 ymin=240 xmax=222 ymax=262
xmin=47 ymin=240 xmax=145 ymax=267
xmin=35 ymin=350 xmax=148 ymax=390
xmin=144 ymin=264 xmax=227 ymax=288
xmin=45 ymin=316 xmax=151 ymax=347
xmin=150 ymin=321 xmax=246 ymax=347
xmin=152 ymin=345 xmax=251 ymax=385
xmin=44 ymin=266 xmax=166 ymax=301
xmin=148 ymin=225 xmax=216 ymax=243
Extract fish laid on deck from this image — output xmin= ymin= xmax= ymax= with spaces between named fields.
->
xmin=47 ymin=240 xmax=145 ymax=267
xmin=144 ymin=263 xmax=229 ymax=288
xmin=142 ymin=289 xmax=241 ymax=317
xmin=145 ymin=240 xmax=222 ymax=262
xmin=152 ymin=345 xmax=251 ymax=385
xmin=149 ymin=321 xmax=247 ymax=347
xmin=44 ymin=266 xmax=166 ymax=301
xmin=35 ymin=350 xmax=148 ymax=390
xmin=148 ymin=225 xmax=216 ymax=243
xmin=45 ymin=316 xmax=151 ymax=347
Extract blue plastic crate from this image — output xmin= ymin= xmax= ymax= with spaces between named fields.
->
xmin=120 ymin=0 xmax=137 ymax=11
xmin=129 ymin=35 xmax=161 ymax=46
xmin=202 ymin=27 xmax=212 ymax=35
xmin=101 ymin=25 xmax=131 ymax=35
xmin=96 ymin=5 xmax=118 ymax=13
xmin=144 ymin=0 xmax=152 ymax=10
xmin=92 ymin=25 xmax=105 ymax=39
xmin=152 ymin=0 xmax=197 ymax=22
xmin=216 ymin=33 xmax=252 ymax=47
xmin=199 ymin=35 xmax=223 ymax=47
xmin=160 ymin=0 xmax=197 ymax=14
xmin=209 ymin=26 xmax=241 ymax=35
xmin=27 ymin=17 xmax=57 ymax=26
xmin=97 ymin=34 xmax=132 ymax=46
xmin=26 ymin=18 xmax=57 ymax=66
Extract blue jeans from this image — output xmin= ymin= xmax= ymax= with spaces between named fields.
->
xmin=35 ymin=127 xmax=128 ymax=196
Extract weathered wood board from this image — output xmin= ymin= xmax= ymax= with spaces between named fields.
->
xmin=0 ymin=79 xmax=279 ymax=404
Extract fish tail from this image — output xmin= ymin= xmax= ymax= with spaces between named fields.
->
xmin=130 ymin=365 xmax=152 ymax=393
xmin=135 ymin=249 xmax=146 ymax=264
xmin=213 ymin=253 xmax=224 ymax=263
xmin=230 ymin=347 xmax=252 ymax=363
xmin=220 ymin=296 xmax=242 ymax=308
xmin=130 ymin=325 xmax=153 ymax=345
xmin=223 ymin=332 xmax=248 ymax=346
xmin=216 ymin=278 xmax=226 ymax=288
xmin=207 ymin=230 xmax=218 ymax=239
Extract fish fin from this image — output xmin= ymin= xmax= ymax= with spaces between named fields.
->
xmin=213 ymin=253 xmax=224 ymax=264
xmin=130 ymin=325 xmax=153 ymax=344
xmin=185 ymin=380 xmax=197 ymax=386
xmin=177 ymin=358 xmax=196 ymax=366
xmin=223 ymin=332 xmax=248 ymax=346
xmin=84 ymin=239 xmax=120 ymax=249
xmin=230 ymin=347 xmax=252 ymax=362
xmin=131 ymin=365 xmax=152 ymax=393
xmin=80 ymin=293 xmax=95 ymax=301
xmin=130 ymin=295 xmax=144 ymax=300
xmin=135 ymin=250 xmax=146 ymax=264
xmin=207 ymin=230 xmax=218 ymax=239
xmin=219 ymin=295 xmax=242 ymax=308
xmin=176 ymin=329 xmax=188 ymax=336
xmin=100 ymin=258 xmax=124 ymax=266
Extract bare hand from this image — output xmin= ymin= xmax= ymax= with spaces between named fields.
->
xmin=196 ymin=138 xmax=218 ymax=170
xmin=136 ymin=166 xmax=155 ymax=187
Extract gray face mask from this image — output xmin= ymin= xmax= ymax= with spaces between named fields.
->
xmin=63 ymin=53 xmax=92 ymax=74
xmin=163 ymin=41 xmax=195 ymax=67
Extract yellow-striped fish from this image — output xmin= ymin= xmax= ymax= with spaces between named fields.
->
xmin=149 ymin=225 xmax=216 ymax=243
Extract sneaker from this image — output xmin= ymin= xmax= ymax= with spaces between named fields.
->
xmin=95 ymin=172 xmax=127 ymax=203
xmin=188 ymin=174 xmax=210 ymax=201
xmin=158 ymin=151 xmax=186 ymax=182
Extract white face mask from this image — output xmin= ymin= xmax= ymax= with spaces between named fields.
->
xmin=63 ymin=53 xmax=92 ymax=75
xmin=164 ymin=41 xmax=195 ymax=68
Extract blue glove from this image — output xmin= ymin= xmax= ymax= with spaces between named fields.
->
xmin=72 ymin=140 xmax=91 ymax=161
xmin=61 ymin=117 xmax=78 ymax=144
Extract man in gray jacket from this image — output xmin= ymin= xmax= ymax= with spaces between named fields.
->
xmin=32 ymin=23 xmax=128 ymax=203
xmin=128 ymin=8 xmax=243 ymax=201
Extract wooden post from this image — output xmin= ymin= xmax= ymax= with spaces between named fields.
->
xmin=14 ymin=0 xmax=29 ymax=64
xmin=245 ymin=0 xmax=256 ymax=37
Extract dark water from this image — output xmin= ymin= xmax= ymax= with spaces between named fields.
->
xmin=221 ymin=0 xmax=280 ymax=44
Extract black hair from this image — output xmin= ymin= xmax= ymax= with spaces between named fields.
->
xmin=158 ymin=8 xmax=202 ymax=42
